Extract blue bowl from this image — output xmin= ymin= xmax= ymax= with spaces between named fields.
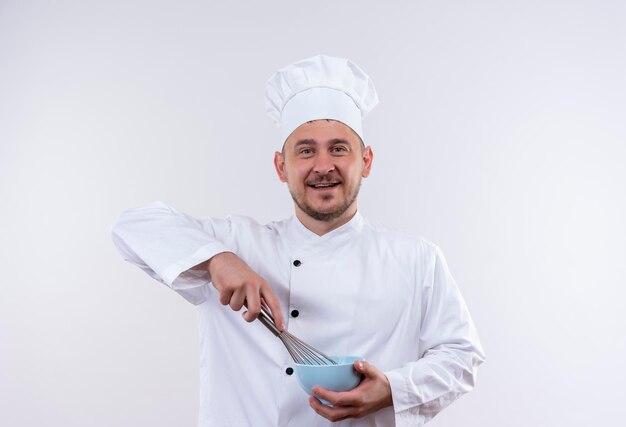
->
xmin=294 ymin=355 xmax=364 ymax=405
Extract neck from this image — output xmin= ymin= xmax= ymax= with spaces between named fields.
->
xmin=295 ymin=205 xmax=358 ymax=236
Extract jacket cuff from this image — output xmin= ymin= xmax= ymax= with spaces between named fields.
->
xmin=161 ymin=242 xmax=232 ymax=288
xmin=385 ymin=370 xmax=426 ymax=426
xmin=385 ymin=368 xmax=419 ymax=412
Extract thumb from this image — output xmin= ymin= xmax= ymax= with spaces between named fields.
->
xmin=353 ymin=359 xmax=370 ymax=376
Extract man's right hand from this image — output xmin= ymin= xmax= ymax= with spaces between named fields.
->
xmin=202 ymin=252 xmax=285 ymax=330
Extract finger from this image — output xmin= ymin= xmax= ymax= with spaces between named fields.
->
xmin=312 ymin=386 xmax=357 ymax=407
xmin=218 ymin=289 xmax=233 ymax=306
xmin=308 ymin=396 xmax=354 ymax=421
xmin=242 ymin=284 xmax=261 ymax=322
xmin=260 ymin=283 xmax=285 ymax=330
xmin=229 ymin=287 xmax=246 ymax=311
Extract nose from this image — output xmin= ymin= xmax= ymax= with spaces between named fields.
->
xmin=313 ymin=151 xmax=335 ymax=175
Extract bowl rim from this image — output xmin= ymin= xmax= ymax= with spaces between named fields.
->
xmin=293 ymin=355 xmax=364 ymax=368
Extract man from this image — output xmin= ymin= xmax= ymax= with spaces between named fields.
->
xmin=111 ymin=54 xmax=484 ymax=426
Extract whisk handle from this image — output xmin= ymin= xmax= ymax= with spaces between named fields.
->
xmin=257 ymin=307 xmax=281 ymax=337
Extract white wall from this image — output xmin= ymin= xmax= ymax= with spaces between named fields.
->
xmin=1 ymin=1 xmax=624 ymax=425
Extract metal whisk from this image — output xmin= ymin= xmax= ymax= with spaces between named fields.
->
xmin=257 ymin=306 xmax=337 ymax=365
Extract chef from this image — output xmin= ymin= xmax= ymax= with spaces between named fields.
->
xmin=111 ymin=54 xmax=485 ymax=426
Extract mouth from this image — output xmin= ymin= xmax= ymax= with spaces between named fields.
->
xmin=308 ymin=182 xmax=341 ymax=190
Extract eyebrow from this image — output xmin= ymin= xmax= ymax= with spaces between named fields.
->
xmin=294 ymin=139 xmax=317 ymax=147
xmin=293 ymin=138 xmax=351 ymax=147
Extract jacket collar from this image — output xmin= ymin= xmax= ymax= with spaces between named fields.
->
xmin=286 ymin=211 xmax=364 ymax=252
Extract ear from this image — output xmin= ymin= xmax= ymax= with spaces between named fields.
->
xmin=274 ymin=151 xmax=287 ymax=183
xmin=361 ymin=146 xmax=374 ymax=178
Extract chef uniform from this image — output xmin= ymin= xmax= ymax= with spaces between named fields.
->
xmin=111 ymin=55 xmax=484 ymax=427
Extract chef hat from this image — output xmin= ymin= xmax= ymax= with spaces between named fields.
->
xmin=265 ymin=54 xmax=379 ymax=144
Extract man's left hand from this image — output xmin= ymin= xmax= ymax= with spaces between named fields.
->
xmin=308 ymin=360 xmax=393 ymax=422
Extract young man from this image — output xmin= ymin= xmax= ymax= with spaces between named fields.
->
xmin=111 ymin=54 xmax=484 ymax=426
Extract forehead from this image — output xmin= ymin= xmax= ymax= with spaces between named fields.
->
xmin=284 ymin=120 xmax=361 ymax=149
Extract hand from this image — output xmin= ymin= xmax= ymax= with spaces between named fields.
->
xmin=308 ymin=360 xmax=393 ymax=422
xmin=204 ymin=252 xmax=285 ymax=330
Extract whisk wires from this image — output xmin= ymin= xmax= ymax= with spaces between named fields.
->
xmin=257 ymin=306 xmax=337 ymax=365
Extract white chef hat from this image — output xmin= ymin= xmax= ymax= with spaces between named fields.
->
xmin=265 ymin=54 xmax=379 ymax=144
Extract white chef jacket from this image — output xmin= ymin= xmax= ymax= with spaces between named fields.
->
xmin=110 ymin=201 xmax=484 ymax=427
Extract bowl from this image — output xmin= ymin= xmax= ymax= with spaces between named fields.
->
xmin=294 ymin=355 xmax=364 ymax=405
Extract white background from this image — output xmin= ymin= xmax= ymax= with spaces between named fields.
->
xmin=1 ymin=0 xmax=625 ymax=426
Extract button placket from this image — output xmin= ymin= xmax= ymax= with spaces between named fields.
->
xmin=290 ymin=259 xmax=302 ymax=322
xmin=287 ymin=254 xmax=306 ymax=353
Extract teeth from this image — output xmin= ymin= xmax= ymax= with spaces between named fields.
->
xmin=313 ymin=183 xmax=337 ymax=188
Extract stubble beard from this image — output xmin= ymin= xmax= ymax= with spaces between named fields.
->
xmin=289 ymin=180 xmax=362 ymax=222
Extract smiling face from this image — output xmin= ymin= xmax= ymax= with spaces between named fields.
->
xmin=274 ymin=120 xmax=373 ymax=231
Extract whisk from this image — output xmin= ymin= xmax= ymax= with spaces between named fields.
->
xmin=256 ymin=306 xmax=337 ymax=365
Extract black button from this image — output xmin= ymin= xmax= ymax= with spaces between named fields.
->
xmin=286 ymin=367 xmax=294 ymax=375
xmin=290 ymin=309 xmax=299 ymax=318
xmin=293 ymin=260 xmax=302 ymax=267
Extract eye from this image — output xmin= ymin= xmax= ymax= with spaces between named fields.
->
xmin=299 ymin=148 xmax=313 ymax=155
xmin=331 ymin=146 xmax=348 ymax=153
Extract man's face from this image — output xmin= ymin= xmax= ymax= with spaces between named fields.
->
xmin=274 ymin=120 xmax=373 ymax=222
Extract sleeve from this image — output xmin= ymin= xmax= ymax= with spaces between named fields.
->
xmin=384 ymin=245 xmax=486 ymax=426
xmin=109 ymin=200 xmax=234 ymax=305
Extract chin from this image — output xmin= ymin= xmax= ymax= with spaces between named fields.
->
xmin=311 ymin=203 xmax=341 ymax=214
